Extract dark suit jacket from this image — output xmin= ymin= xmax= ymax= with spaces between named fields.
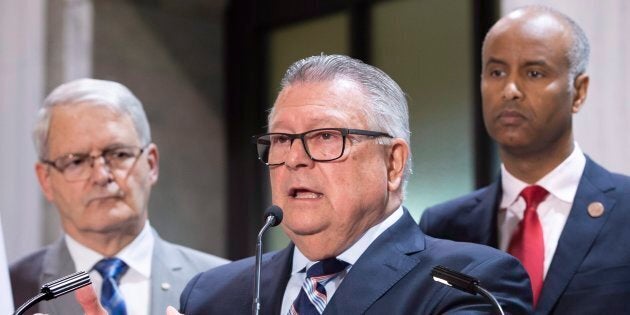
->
xmin=10 ymin=229 xmax=228 ymax=315
xmin=420 ymin=157 xmax=630 ymax=315
xmin=180 ymin=210 xmax=532 ymax=314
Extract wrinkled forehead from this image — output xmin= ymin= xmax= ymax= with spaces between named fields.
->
xmin=47 ymin=103 xmax=139 ymax=151
xmin=48 ymin=102 xmax=134 ymax=133
xmin=268 ymin=80 xmax=369 ymax=132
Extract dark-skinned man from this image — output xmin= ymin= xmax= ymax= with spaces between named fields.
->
xmin=421 ymin=5 xmax=630 ymax=314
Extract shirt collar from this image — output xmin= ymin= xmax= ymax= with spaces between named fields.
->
xmin=65 ymin=221 xmax=155 ymax=278
xmin=501 ymin=143 xmax=586 ymax=208
xmin=291 ymin=206 xmax=404 ymax=274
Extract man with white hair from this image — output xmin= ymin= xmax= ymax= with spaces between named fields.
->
xmin=10 ymin=78 xmax=227 ymax=315
xmin=177 ymin=54 xmax=533 ymax=314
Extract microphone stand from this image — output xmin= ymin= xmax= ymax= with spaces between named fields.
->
xmin=253 ymin=216 xmax=277 ymax=315
xmin=431 ymin=265 xmax=505 ymax=315
xmin=14 ymin=271 xmax=91 ymax=315
xmin=252 ymin=206 xmax=283 ymax=315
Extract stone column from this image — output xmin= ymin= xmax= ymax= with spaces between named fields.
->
xmin=0 ymin=0 xmax=46 ymax=264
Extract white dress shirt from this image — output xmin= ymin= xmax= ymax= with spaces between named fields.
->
xmin=280 ymin=206 xmax=404 ymax=315
xmin=498 ymin=143 xmax=586 ymax=278
xmin=66 ymin=221 xmax=154 ymax=315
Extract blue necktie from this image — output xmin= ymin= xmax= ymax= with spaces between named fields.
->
xmin=289 ymin=258 xmax=350 ymax=315
xmin=94 ymin=257 xmax=128 ymax=315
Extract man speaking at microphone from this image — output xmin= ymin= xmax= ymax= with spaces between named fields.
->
xmin=178 ymin=55 xmax=533 ymax=314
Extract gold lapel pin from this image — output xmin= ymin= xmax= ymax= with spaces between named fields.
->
xmin=587 ymin=202 xmax=605 ymax=218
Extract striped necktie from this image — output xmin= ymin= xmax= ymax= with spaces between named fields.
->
xmin=94 ymin=257 xmax=128 ymax=315
xmin=289 ymin=258 xmax=349 ymax=315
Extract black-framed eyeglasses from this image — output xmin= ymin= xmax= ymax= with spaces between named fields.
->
xmin=252 ymin=128 xmax=393 ymax=166
xmin=41 ymin=144 xmax=149 ymax=182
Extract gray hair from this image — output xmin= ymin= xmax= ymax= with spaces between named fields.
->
xmin=33 ymin=78 xmax=151 ymax=159
xmin=271 ymin=54 xmax=413 ymax=194
xmin=562 ymin=11 xmax=590 ymax=80
xmin=486 ymin=5 xmax=590 ymax=81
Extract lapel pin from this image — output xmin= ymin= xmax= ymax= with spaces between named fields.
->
xmin=587 ymin=202 xmax=604 ymax=218
xmin=161 ymin=282 xmax=171 ymax=291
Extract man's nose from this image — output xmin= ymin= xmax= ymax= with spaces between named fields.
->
xmin=284 ymin=138 xmax=313 ymax=169
xmin=90 ymin=156 xmax=114 ymax=184
xmin=502 ymin=80 xmax=523 ymax=101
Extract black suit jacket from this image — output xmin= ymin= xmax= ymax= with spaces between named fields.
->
xmin=420 ymin=157 xmax=630 ymax=314
xmin=181 ymin=210 xmax=532 ymax=314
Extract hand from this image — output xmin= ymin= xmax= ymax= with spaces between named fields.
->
xmin=75 ymin=283 xmax=183 ymax=315
xmin=167 ymin=306 xmax=184 ymax=315
xmin=74 ymin=284 xmax=183 ymax=315
xmin=75 ymin=284 xmax=107 ymax=315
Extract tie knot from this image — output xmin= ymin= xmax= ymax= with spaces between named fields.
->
xmin=306 ymin=258 xmax=349 ymax=278
xmin=520 ymin=185 xmax=549 ymax=209
xmin=94 ymin=257 xmax=128 ymax=281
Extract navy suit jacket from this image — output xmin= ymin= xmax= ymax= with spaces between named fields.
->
xmin=180 ymin=210 xmax=532 ymax=314
xmin=420 ymin=157 xmax=630 ymax=314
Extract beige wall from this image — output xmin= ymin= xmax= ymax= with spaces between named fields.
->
xmin=92 ymin=0 xmax=226 ymax=255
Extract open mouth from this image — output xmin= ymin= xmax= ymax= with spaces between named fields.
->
xmin=289 ymin=188 xmax=323 ymax=199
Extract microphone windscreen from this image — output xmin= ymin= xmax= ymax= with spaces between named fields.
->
xmin=264 ymin=205 xmax=283 ymax=226
xmin=42 ymin=270 xmax=91 ymax=299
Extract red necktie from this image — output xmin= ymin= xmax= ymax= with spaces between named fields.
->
xmin=508 ymin=185 xmax=548 ymax=307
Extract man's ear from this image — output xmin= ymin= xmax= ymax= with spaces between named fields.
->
xmin=145 ymin=143 xmax=159 ymax=184
xmin=572 ymin=74 xmax=589 ymax=113
xmin=386 ymin=138 xmax=409 ymax=192
xmin=35 ymin=162 xmax=55 ymax=201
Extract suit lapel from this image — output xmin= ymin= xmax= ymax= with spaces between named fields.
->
xmin=260 ymin=245 xmax=294 ymax=315
xmin=150 ymin=234 xmax=186 ymax=314
xmin=324 ymin=210 xmax=424 ymax=314
xmin=471 ymin=181 xmax=501 ymax=247
xmin=536 ymin=158 xmax=616 ymax=314
xmin=39 ymin=238 xmax=84 ymax=315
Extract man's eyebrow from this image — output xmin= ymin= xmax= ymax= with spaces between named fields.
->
xmin=522 ymin=60 xmax=549 ymax=67
xmin=60 ymin=143 xmax=134 ymax=156
xmin=102 ymin=142 xmax=133 ymax=150
xmin=484 ymin=58 xmax=550 ymax=68
xmin=271 ymin=116 xmax=346 ymax=131
xmin=484 ymin=57 xmax=507 ymax=67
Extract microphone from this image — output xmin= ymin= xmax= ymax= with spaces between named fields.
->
xmin=14 ymin=270 xmax=92 ymax=315
xmin=431 ymin=265 xmax=505 ymax=315
xmin=252 ymin=205 xmax=283 ymax=315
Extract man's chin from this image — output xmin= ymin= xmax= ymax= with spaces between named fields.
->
xmin=74 ymin=221 xmax=143 ymax=240
xmin=283 ymin=223 xmax=326 ymax=238
xmin=76 ymin=211 xmax=141 ymax=232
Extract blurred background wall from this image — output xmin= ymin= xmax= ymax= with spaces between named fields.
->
xmin=1 ymin=0 xmax=628 ymax=262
